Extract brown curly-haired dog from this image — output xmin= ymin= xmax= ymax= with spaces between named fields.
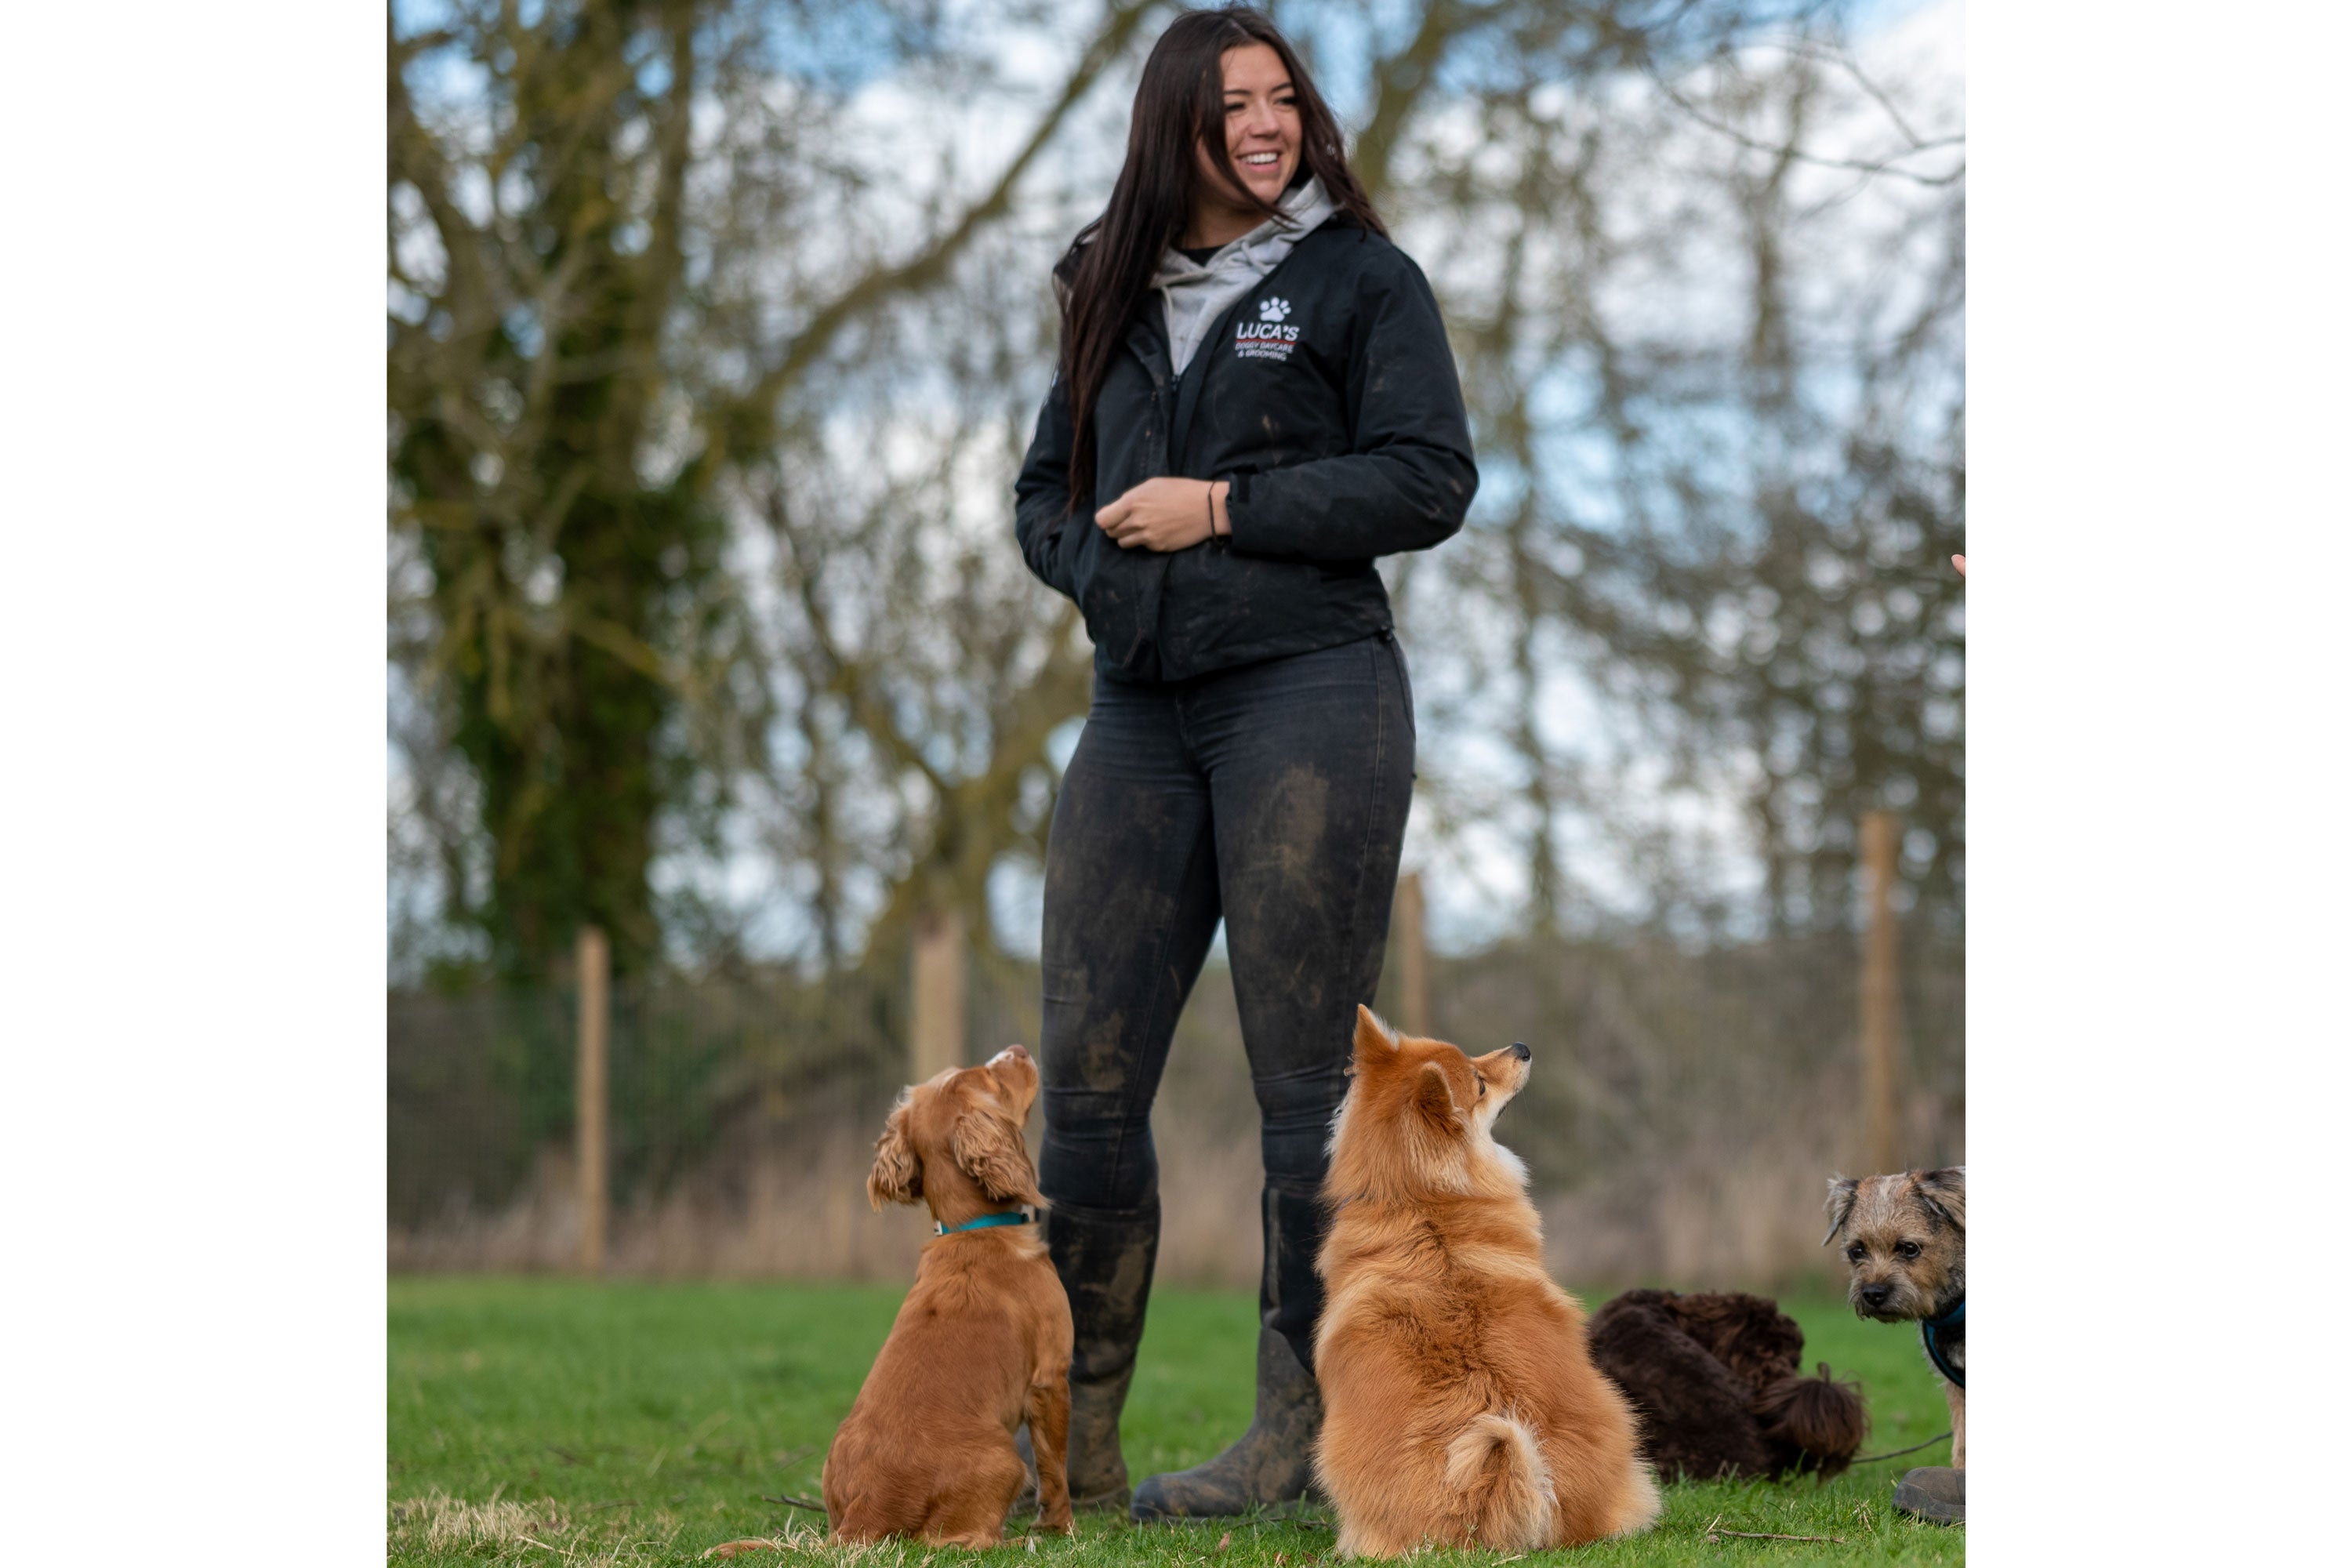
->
xmin=1588 ymin=1290 xmax=1868 ymax=1483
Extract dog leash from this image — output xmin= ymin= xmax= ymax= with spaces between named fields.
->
xmin=1851 ymin=1431 xmax=1955 ymax=1465
xmin=1919 ymin=1298 xmax=1964 ymax=1389
xmin=935 ymin=1207 xmax=1038 ymax=1237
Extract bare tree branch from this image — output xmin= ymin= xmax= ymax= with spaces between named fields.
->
xmin=722 ymin=0 xmax=1157 ymax=446
xmin=1642 ymin=56 xmax=1962 ymax=187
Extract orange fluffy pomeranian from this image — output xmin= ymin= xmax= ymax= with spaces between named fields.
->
xmin=1313 ymin=1007 xmax=1661 ymax=1556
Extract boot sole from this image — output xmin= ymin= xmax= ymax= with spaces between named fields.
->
xmin=1891 ymin=1475 xmax=1965 ymax=1526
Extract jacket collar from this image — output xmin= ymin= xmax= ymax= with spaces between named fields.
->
xmin=1151 ymin=176 xmax=1337 ymax=285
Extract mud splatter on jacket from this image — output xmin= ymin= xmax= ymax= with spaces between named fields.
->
xmin=1014 ymin=219 xmax=1477 ymax=682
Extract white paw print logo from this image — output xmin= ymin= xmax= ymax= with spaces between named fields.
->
xmin=1258 ymin=296 xmax=1291 ymax=323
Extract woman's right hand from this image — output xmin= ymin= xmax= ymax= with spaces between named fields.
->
xmin=1096 ymin=477 xmax=1229 ymax=552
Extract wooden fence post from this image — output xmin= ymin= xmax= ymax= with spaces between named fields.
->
xmin=575 ymin=925 xmax=609 ymax=1275
xmin=911 ymin=906 xmax=966 ymax=1081
xmin=1859 ymin=813 xmax=1904 ymax=1176
xmin=1393 ymin=871 xmax=1430 ymax=1038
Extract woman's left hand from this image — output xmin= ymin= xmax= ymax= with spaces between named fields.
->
xmin=1097 ymin=477 xmax=1225 ymax=551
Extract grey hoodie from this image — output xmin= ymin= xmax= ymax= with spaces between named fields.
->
xmin=1152 ymin=175 xmax=1338 ymax=375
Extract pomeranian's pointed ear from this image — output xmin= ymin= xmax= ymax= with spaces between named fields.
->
xmin=868 ymin=1097 xmax=923 ymax=1210
xmin=1821 ymin=1176 xmax=1859 ymax=1246
xmin=1353 ymin=1005 xmax=1398 ymax=1066
xmin=1413 ymin=1060 xmax=1457 ymax=1127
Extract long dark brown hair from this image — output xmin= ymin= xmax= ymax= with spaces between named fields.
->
xmin=1056 ymin=5 xmax=1385 ymax=507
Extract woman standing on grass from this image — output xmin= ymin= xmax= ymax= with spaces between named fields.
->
xmin=1012 ymin=3 xmax=1475 ymax=1523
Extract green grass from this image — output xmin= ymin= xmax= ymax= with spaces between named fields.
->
xmin=390 ymin=1278 xmax=1961 ymax=1565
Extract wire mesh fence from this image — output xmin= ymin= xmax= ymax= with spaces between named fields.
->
xmin=388 ymin=928 xmax=1961 ymax=1290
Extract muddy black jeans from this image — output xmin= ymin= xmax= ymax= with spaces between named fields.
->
xmin=1037 ymin=631 xmax=1415 ymax=1369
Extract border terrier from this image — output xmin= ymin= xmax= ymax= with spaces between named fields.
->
xmin=1824 ymin=1167 xmax=1965 ymax=1468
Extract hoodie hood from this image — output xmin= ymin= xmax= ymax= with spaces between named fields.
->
xmin=1152 ymin=176 xmax=1338 ymax=375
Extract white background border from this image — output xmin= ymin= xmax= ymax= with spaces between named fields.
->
xmin=4 ymin=2 xmax=2347 ymax=1559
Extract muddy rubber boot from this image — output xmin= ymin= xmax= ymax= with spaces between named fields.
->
xmin=1015 ymin=1196 xmax=1158 ymax=1514
xmin=1893 ymin=1465 xmax=1965 ymax=1525
xmin=1131 ymin=1179 xmax=1325 ymax=1522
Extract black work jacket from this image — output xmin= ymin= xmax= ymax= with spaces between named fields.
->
xmin=1014 ymin=220 xmax=1477 ymax=682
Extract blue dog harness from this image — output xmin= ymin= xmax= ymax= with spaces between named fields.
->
xmin=935 ymin=1207 xmax=1038 ymax=1238
xmin=1920 ymin=1298 xmax=1965 ymax=1389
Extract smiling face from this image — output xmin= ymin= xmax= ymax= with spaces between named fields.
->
xmin=1189 ymin=42 xmax=1301 ymax=240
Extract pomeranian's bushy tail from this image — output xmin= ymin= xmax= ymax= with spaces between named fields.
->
xmin=1443 ymin=1412 xmax=1555 ymax=1550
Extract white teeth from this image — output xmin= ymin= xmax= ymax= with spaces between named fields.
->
xmin=1243 ymin=153 xmax=1279 ymax=164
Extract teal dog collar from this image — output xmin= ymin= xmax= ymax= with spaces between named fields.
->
xmin=935 ymin=1207 xmax=1038 ymax=1238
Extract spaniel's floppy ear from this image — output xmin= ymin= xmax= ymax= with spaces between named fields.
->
xmin=1412 ymin=1060 xmax=1458 ymax=1128
xmin=1353 ymin=1004 xmax=1398 ymax=1069
xmin=950 ymin=1102 xmax=1045 ymax=1207
xmin=1913 ymin=1166 xmax=1965 ymax=1232
xmin=868 ymin=1096 xmax=923 ymax=1209
xmin=1821 ymin=1176 xmax=1860 ymax=1246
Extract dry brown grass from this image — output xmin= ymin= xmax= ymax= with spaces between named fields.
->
xmin=693 ymin=1524 xmax=941 ymax=1563
xmin=391 ymin=1120 xmax=958 ymax=1279
xmin=390 ymin=1489 xmax=585 ymax=1559
xmin=387 ymin=1501 xmax=1033 ymax=1568
xmin=387 ymin=1084 xmax=1929 ymax=1290
xmin=390 ymin=938 xmax=1962 ymax=1292
xmin=387 ymin=1111 xmax=1263 ymax=1286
